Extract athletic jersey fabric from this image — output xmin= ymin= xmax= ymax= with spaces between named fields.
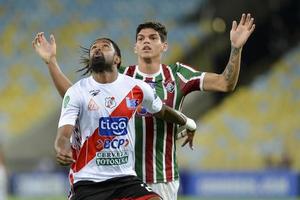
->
xmin=119 ymin=63 xmax=205 ymax=183
xmin=58 ymin=73 xmax=163 ymax=184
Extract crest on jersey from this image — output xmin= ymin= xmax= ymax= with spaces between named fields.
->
xmin=164 ymin=81 xmax=175 ymax=93
xmin=88 ymin=99 xmax=99 ymax=111
xmin=105 ymin=97 xmax=116 ymax=109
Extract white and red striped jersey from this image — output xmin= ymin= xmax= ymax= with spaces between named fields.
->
xmin=58 ymin=73 xmax=163 ymax=184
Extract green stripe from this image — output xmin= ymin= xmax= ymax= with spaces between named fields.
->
xmin=155 ymin=119 xmax=166 ymax=181
xmin=134 ymin=116 xmax=144 ymax=179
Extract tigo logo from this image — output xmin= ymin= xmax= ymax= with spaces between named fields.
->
xmin=99 ymin=117 xmax=128 ymax=136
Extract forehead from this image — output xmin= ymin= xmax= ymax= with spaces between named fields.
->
xmin=137 ymin=28 xmax=159 ymax=36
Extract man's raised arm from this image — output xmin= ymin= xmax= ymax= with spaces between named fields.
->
xmin=203 ymin=13 xmax=255 ymax=92
xmin=32 ymin=32 xmax=72 ymax=97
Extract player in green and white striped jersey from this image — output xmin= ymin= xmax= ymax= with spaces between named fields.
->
xmin=33 ymin=13 xmax=255 ymax=200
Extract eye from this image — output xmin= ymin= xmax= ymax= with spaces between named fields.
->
xmin=137 ymin=37 xmax=143 ymax=41
xmin=151 ymin=36 xmax=158 ymax=40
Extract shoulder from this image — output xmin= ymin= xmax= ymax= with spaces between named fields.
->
xmin=174 ymin=62 xmax=198 ymax=72
xmin=66 ymin=77 xmax=90 ymax=95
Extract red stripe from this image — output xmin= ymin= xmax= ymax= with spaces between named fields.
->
xmin=179 ymin=77 xmax=200 ymax=95
xmin=145 ymin=117 xmax=154 ymax=183
xmin=125 ymin=65 xmax=136 ymax=77
xmin=72 ymin=85 xmax=143 ymax=173
xmin=162 ymin=64 xmax=175 ymax=181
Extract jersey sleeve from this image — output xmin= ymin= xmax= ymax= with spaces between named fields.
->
xmin=58 ymin=86 xmax=81 ymax=128
xmin=175 ymin=62 xmax=206 ymax=95
xmin=139 ymin=81 xmax=163 ymax=114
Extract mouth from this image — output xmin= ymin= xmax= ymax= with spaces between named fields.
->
xmin=93 ymin=52 xmax=104 ymax=59
xmin=142 ymin=46 xmax=152 ymax=51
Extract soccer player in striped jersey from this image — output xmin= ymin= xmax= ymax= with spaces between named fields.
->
xmin=33 ymin=13 xmax=255 ymax=200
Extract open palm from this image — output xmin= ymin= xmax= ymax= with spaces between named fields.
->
xmin=32 ymin=32 xmax=56 ymax=63
xmin=230 ymin=13 xmax=255 ymax=49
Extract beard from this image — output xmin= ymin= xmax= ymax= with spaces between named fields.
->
xmin=90 ymin=54 xmax=113 ymax=73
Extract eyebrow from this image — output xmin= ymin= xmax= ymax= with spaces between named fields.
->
xmin=137 ymin=33 xmax=159 ymax=37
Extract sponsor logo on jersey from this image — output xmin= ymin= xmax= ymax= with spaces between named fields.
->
xmin=164 ymin=81 xmax=175 ymax=93
xmin=89 ymin=89 xmax=101 ymax=97
xmin=101 ymin=138 xmax=129 ymax=149
xmin=126 ymin=97 xmax=139 ymax=109
xmin=105 ymin=97 xmax=116 ymax=109
xmin=88 ymin=99 xmax=99 ymax=111
xmin=96 ymin=151 xmax=129 ymax=166
xmin=63 ymin=95 xmax=70 ymax=108
xmin=99 ymin=117 xmax=128 ymax=136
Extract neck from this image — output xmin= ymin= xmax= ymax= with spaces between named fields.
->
xmin=92 ymin=68 xmax=118 ymax=83
xmin=137 ymin=56 xmax=161 ymax=74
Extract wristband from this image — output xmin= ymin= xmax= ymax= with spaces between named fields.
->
xmin=184 ymin=117 xmax=196 ymax=131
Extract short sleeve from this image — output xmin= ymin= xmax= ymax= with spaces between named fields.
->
xmin=175 ymin=62 xmax=206 ymax=94
xmin=139 ymin=81 xmax=163 ymax=114
xmin=58 ymin=86 xmax=81 ymax=128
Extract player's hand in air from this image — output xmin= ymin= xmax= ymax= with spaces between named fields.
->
xmin=230 ymin=13 xmax=255 ymax=49
xmin=32 ymin=32 xmax=56 ymax=64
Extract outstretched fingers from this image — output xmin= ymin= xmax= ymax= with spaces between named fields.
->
xmin=238 ymin=13 xmax=246 ymax=26
xmin=247 ymin=18 xmax=255 ymax=31
xmin=50 ymin=34 xmax=56 ymax=45
xmin=231 ymin=20 xmax=237 ymax=31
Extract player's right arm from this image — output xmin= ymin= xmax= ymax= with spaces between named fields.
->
xmin=55 ymin=87 xmax=81 ymax=166
xmin=55 ymin=124 xmax=75 ymax=166
xmin=32 ymin=32 xmax=73 ymax=98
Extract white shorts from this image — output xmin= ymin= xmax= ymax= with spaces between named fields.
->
xmin=0 ymin=166 xmax=7 ymax=200
xmin=148 ymin=180 xmax=179 ymax=200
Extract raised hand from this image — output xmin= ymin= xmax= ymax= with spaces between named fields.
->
xmin=230 ymin=13 xmax=255 ymax=49
xmin=32 ymin=32 xmax=56 ymax=64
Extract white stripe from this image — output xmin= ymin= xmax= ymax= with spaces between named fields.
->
xmin=177 ymin=72 xmax=206 ymax=91
xmin=160 ymin=69 xmax=167 ymax=182
xmin=123 ymin=66 xmax=129 ymax=75
xmin=165 ymin=65 xmax=177 ymax=181
xmin=142 ymin=117 xmax=147 ymax=182
xmin=199 ymin=72 xmax=206 ymax=91
xmin=153 ymin=116 xmax=157 ymax=182
xmin=176 ymin=62 xmax=197 ymax=73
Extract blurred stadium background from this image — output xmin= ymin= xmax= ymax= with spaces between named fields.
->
xmin=0 ymin=0 xmax=300 ymax=199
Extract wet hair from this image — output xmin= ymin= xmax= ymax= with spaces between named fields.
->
xmin=77 ymin=38 xmax=122 ymax=76
xmin=136 ymin=21 xmax=168 ymax=42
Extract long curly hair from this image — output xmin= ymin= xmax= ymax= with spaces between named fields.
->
xmin=77 ymin=38 xmax=122 ymax=76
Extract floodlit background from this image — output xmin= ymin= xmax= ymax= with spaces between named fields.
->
xmin=0 ymin=0 xmax=299 ymax=199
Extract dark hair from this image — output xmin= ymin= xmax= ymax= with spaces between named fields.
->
xmin=77 ymin=38 xmax=122 ymax=76
xmin=136 ymin=21 xmax=168 ymax=42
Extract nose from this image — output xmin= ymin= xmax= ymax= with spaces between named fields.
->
xmin=143 ymin=37 xmax=150 ymax=44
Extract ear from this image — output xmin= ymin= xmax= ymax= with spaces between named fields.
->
xmin=134 ymin=44 xmax=138 ymax=54
xmin=114 ymin=55 xmax=121 ymax=66
xmin=162 ymin=42 xmax=168 ymax=52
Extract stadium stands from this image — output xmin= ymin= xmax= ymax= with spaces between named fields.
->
xmin=178 ymin=45 xmax=300 ymax=171
xmin=0 ymin=0 xmax=204 ymax=141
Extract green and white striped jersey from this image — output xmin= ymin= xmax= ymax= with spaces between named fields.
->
xmin=119 ymin=63 xmax=205 ymax=183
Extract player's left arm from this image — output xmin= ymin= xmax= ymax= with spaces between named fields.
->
xmin=155 ymin=105 xmax=196 ymax=149
xmin=203 ymin=13 xmax=255 ymax=92
xmin=140 ymin=81 xmax=196 ymax=149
